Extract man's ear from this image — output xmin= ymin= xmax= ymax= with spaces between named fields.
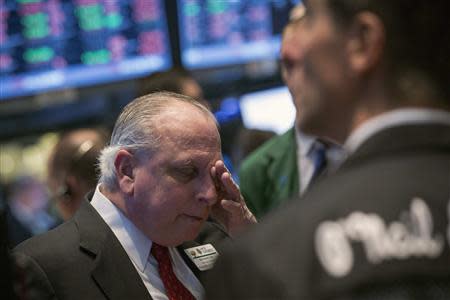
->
xmin=114 ymin=149 xmax=136 ymax=195
xmin=346 ymin=12 xmax=385 ymax=75
xmin=64 ymin=175 xmax=78 ymax=198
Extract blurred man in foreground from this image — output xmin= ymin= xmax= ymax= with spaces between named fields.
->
xmin=239 ymin=3 xmax=343 ymax=218
xmin=14 ymin=92 xmax=255 ymax=300
xmin=206 ymin=0 xmax=450 ymax=299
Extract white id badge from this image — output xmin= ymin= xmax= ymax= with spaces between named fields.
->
xmin=184 ymin=243 xmax=219 ymax=271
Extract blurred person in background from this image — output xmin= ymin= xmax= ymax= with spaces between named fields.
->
xmin=238 ymin=3 xmax=343 ymax=219
xmin=5 ymin=176 xmax=56 ymax=247
xmin=230 ymin=128 xmax=276 ymax=173
xmin=47 ymin=128 xmax=109 ymax=220
xmin=14 ymin=92 xmax=255 ymax=300
xmin=138 ymin=67 xmax=210 ymax=109
xmin=206 ymin=0 xmax=450 ymax=298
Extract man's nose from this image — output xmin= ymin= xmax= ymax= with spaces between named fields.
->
xmin=197 ymin=175 xmax=217 ymax=206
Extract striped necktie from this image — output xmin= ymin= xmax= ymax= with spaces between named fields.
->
xmin=311 ymin=140 xmax=328 ymax=181
xmin=151 ymin=243 xmax=195 ymax=300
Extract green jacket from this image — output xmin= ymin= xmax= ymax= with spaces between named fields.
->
xmin=238 ymin=128 xmax=298 ymax=218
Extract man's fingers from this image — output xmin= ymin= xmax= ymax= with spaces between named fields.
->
xmin=212 ymin=160 xmax=240 ymax=201
xmin=220 ymin=199 xmax=243 ymax=214
xmin=220 ymin=172 xmax=241 ymax=202
xmin=214 ymin=160 xmax=228 ymax=178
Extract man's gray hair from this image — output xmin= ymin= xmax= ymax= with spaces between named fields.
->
xmin=98 ymin=91 xmax=216 ymax=190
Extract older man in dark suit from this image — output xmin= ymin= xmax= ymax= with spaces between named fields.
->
xmin=205 ymin=0 xmax=450 ymax=299
xmin=14 ymin=92 xmax=255 ymax=300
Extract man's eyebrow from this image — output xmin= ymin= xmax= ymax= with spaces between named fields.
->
xmin=173 ymin=159 xmax=199 ymax=168
xmin=165 ymin=162 xmax=197 ymax=177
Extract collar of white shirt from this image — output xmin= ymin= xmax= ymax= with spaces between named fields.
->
xmin=345 ymin=108 xmax=450 ymax=154
xmin=295 ymin=129 xmax=316 ymax=157
xmin=296 ymin=129 xmax=323 ymax=194
xmin=295 ymin=128 xmax=345 ymax=194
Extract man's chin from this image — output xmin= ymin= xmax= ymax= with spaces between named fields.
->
xmin=185 ymin=221 xmax=206 ymax=240
xmin=297 ymin=113 xmax=318 ymax=136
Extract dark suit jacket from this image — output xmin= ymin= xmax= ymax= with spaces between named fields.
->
xmin=205 ymin=123 xmax=450 ymax=299
xmin=239 ymin=128 xmax=299 ymax=218
xmin=14 ymin=200 xmax=228 ymax=300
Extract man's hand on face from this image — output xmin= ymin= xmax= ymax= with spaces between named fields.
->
xmin=210 ymin=160 xmax=257 ymax=237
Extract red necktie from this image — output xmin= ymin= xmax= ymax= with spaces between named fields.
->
xmin=151 ymin=243 xmax=195 ymax=300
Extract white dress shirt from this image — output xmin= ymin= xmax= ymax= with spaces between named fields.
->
xmin=345 ymin=108 xmax=450 ymax=154
xmin=296 ymin=129 xmax=344 ymax=195
xmin=91 ymin=185 xmax=204 ymax=300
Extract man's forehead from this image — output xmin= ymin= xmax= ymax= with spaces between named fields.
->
xmin=164 ymin=132 xmax=220 ymax=150
xmin=154 ymin=115 xmax=218 ymax=145
xmin=158 ymin=134 xmax=221 ymax=168
xmin=159 ymin=101 xmax=212 ymax=123
xmin=151 ymin=100 xmax=220 ymax=148
xmin=156 ymin=111 xmax=216 ymax=134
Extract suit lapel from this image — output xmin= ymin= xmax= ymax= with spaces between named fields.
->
xmin=91 ymin=233 xmax=152 ymax=300
xmin=267 ymin=128 xmax=299 ymax=204
xmin=75 ymin=201 xmax=152 ymax=300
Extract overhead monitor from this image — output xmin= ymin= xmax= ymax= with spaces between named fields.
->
xmin=177 ymin=0 xmax=300 ymax=69
xmin=0 ymin=0 xmax=172 ymax=100
xmin=239 ymin=85 xmax=295 ymax=134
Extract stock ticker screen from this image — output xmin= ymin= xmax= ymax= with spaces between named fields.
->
xmin=177 ymin=0 xmax=299 ymax=69
xmin=0 ymin=0 xmax=172 ymax=100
